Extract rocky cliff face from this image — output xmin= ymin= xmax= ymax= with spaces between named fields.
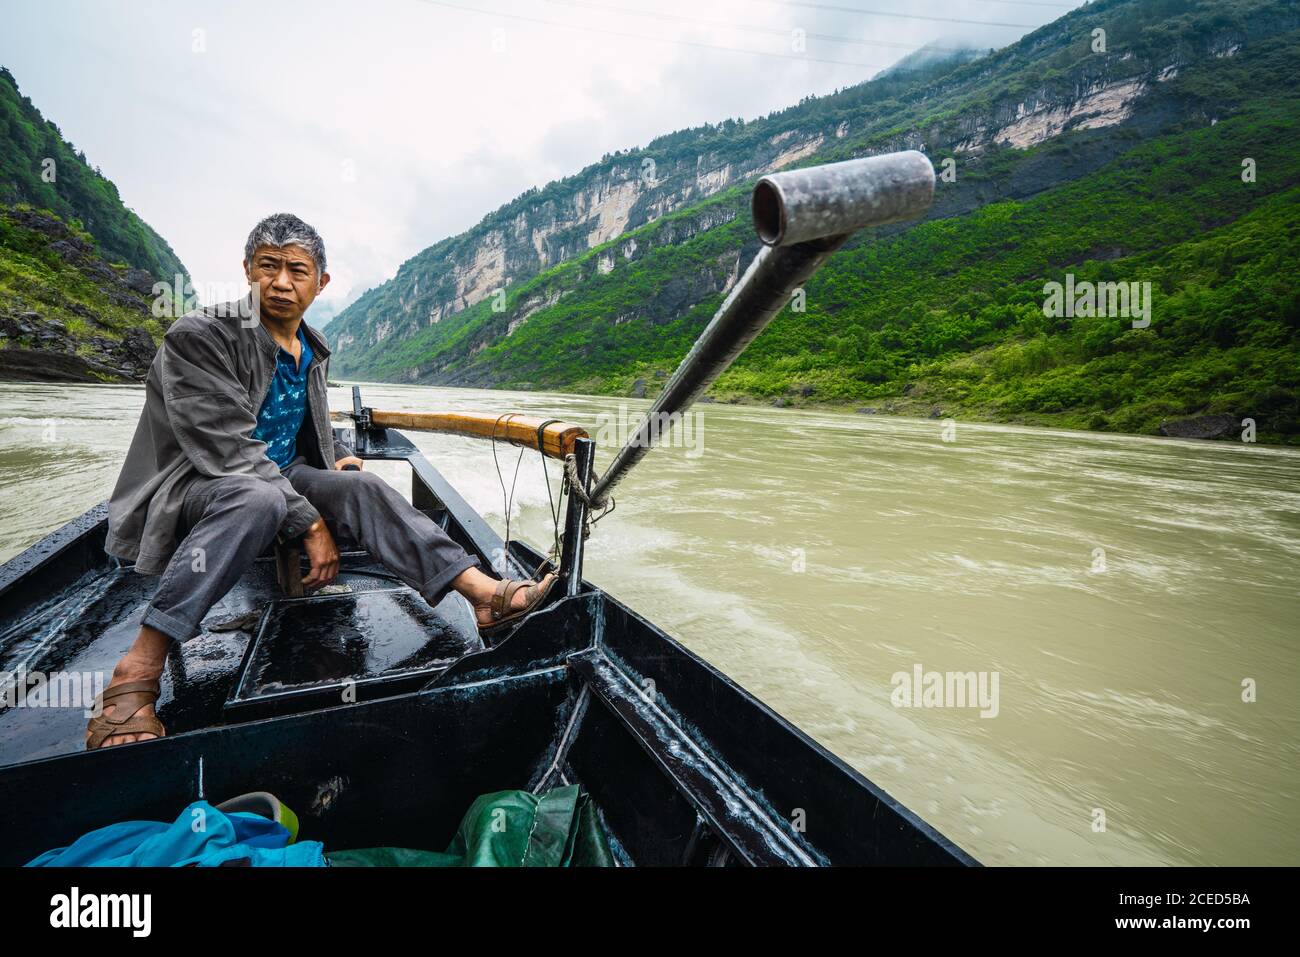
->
xmin=0 ymin=207 xmax=166 ymax=383
xmin=326 ymin=0 xmax=1294 ymax=387
xmin=328 ymin=120 xmax=851 ymax=364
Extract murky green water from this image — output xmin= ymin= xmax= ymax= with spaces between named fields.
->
xmin=2 ymin=381 xmax=1297 ymax=865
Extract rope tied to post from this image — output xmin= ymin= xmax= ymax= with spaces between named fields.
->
xmin=564 ymin=453 xmax=605 ymax=511
xmin=489 ymin=413 xmax=611 ymax=576
xmin=564 ymin=451 xmax=614 ymax=536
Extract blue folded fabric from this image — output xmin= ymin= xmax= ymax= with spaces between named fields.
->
xmin=25 ymin=800 xmax=325 ymax=867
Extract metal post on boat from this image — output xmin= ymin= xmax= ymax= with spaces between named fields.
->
xmin=585 ymin=149 xmax=936 ymax=507
xmin=350 ymin=384 xmax=371 ymax=455
xmin=560 ymin=436 xmax=595 ymax=596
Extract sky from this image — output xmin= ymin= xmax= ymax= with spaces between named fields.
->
xmin=0 ymin=0 xmax=1072 ymax=324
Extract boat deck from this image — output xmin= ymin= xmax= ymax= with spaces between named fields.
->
xmin=0 ymin=548 xmax=485 ymax=763
xmin=0 ymin=427 xmax=503 ymax=765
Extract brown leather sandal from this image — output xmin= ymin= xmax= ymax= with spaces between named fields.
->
xmin=85 ymin=679 xmax=166 ymax=750
xmin=479 ymin=573 xmax=559 ymax=638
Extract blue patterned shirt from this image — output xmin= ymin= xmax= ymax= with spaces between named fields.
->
xmin=252 ymin=325 xmax=313 ymax=470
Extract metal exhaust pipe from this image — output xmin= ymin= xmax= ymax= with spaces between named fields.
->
xmin=585 ymin=150 xmax=935 ymax=507
xmin=751 ymin=150 xmax=936 ymax=247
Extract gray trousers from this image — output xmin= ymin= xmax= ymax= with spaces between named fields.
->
xmin=140 ymin=456 xmax=480 ymax=643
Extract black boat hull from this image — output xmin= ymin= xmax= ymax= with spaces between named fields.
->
xmin=0 ymin=429 xmax=977 ymax=866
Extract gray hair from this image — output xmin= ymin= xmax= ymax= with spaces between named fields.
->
xmin=243 ymin=212 xmax=327 ymax=276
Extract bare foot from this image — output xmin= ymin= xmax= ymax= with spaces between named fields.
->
xmin=85 ymin=655 xmax=166 ymax=749
xmin=471 ymin=572 xmax=558 ymax=629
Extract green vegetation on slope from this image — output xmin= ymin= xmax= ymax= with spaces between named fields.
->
xmin=330 ymin=0 xmax=1300 ymax=443
xmin=340 ymin=93 xmax=1300 ymax=442
xmin=0 ymin=204 xmax=166 ymax=382
xmin=348 ymin=12 xmax=1300 ymax=442
xmin=710 ymin=101 xmax=1300 ymax=441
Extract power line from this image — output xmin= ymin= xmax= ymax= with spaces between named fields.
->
xmin=409 ymin=0 xmax=1013 ymax=215
xmin=956 ymin=0 xmax=1074 ymax=7
xmin=413 ymin=0 xmax=894 ymax=67
xmin=747 ymin=0 xmax=1038 ymax=29
xmin=542 ymin=0 xmax=990 ymax=55
xmin=760 ymin=0 xmax=1074 ymax=9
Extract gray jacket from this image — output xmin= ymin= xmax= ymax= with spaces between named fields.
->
xmin=106 ymin=294 xmax=350 ymax=575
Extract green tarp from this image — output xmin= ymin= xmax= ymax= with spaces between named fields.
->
xmin=326 ymin=785 xmax=615 ymax=867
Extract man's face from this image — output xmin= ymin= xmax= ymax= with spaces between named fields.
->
xmin=244 ymin=244 xmax=330 ymax=322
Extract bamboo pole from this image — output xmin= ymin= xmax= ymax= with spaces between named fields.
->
xmin=331 ymin=409 xmax=587 ymax=459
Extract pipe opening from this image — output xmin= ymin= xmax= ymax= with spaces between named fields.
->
xmin=751 ymin=180 xmax=785 ymax=246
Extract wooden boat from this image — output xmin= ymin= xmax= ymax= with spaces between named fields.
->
xmin=0 ymin=151 xmax=978 ymax=866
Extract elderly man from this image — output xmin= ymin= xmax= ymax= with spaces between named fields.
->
xmin=88 ymin=213 xmax=556 ymax=750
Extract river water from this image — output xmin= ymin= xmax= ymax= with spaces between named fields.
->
xmin=1 ymin=381 xmax=1297 ymax=866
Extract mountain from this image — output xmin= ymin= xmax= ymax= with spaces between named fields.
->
xmin=325 ymin=0 xmax=1300 ymax=443
xmin=0 ymin=67 xmax=186 ymax=283
xmin=0 ymin=67 xmax=187 ymax=382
